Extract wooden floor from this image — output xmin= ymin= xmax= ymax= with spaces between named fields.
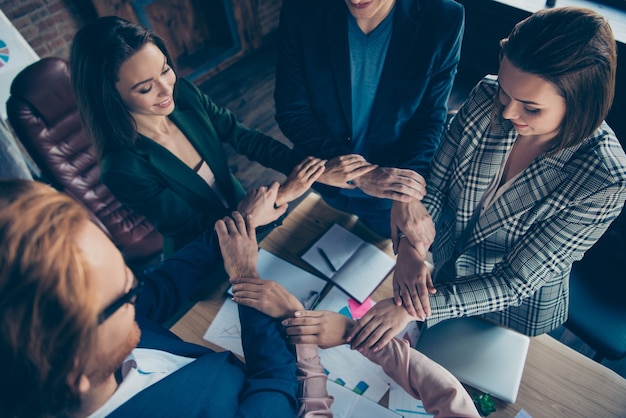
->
xmin=198 ymin=35 xmax=626 ymax=379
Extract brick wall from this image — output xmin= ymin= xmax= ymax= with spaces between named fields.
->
xmin=1 ymin=0 xmax=282 ymax=68
xmin=257 ymin=0 xmax=282 ymax=37
xmin=0 ymin=0 xmax=90 ymax=60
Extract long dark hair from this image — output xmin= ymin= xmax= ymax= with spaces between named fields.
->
xmin=498 ymin=7 xmax=617 ymax=151
xmin=70 ymin=16 xmax=176 ymax=158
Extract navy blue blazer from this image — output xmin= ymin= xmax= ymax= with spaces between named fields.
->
xmin=275 ymin=0 xmax=464 ymax=184
xmin=107 ymin=232 xmax=298 ymax=417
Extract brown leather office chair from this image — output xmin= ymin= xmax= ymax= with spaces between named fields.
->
xmin=6 ymin=57 xmax=162 ymax=265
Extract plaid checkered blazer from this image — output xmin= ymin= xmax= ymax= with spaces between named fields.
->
xmin=422 ymin=76 xmax=626 ymax=336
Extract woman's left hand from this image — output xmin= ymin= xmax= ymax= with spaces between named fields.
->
xmin=237 ymin=182 xmax=287 ymax=228
xmin=346 ymin=298 xmax=418 ymax=352
xmin=275 ymin=157 xmax=326 ymax=206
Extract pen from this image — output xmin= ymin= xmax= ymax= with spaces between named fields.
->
xmin=303 ymin=290 xmax=320 ymax=309
xmin=318 ymin=247 xmax=337 ymax=273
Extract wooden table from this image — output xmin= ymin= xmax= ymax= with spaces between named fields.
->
xmin=171 ymin=192 xmax=626 ymax=418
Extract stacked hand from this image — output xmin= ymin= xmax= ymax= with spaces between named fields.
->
xmin=282 ymin=310 xmax=355 ymax=349
xmin=352 ymin=166 xmax=426 ymax=202
xmin=390 ymin=199 xmax=437 ymax=319
xmin=390 ymin=200 xmax=435 ymax=257
xmin=393 ymin=241 xmax=436 ymax=319
xmin=283 ymin=300 xmax=417 ymax=352
xmin=216 ymin=210 xmax=305 ymax=319
xmin=215 ymin=211 xmax=259 ymax=279
xmin=231 ymin=277 xmax=304 ymax=319
xmin=276 ymin=156 xmax=326 ymax=206
xmin=237 ymin=182 xmax=286 ymax=229
xmin=317 ymin=154 xmax=377 ymax=188
xmin=345 ymin=298 xmax=417 ymax=351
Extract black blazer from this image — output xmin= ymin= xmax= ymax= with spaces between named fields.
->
xmin=102 ymin=79 xmax=305 ymax=254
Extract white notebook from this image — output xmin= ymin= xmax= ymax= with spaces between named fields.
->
xmin=301 ymin=224 xmax=395 ymax=303
xmin=227 ymin=249 xmax=328 ymax=309
xmin=416 ymin=317 xmax=529 ymax=403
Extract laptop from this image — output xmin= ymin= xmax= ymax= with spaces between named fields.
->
xmin=415 ymin=317 xmax=529 ymax=403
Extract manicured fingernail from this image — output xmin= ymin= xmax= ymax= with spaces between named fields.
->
xmin=295 ymin=311 xmax=302 ymax=317
xmin=346 ymin=336 xmax=352 ymax=342
xmin=281 ymin=320 xmax=288 ymax=325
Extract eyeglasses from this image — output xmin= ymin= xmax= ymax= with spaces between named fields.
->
xmin=97 ymin=277 xmax=144 ymax=324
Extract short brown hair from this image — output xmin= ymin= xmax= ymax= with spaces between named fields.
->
xmin=499 ymin=7 xmax=617 ymax=151
xmin=0 ymin=180 xmax=99 ymax=417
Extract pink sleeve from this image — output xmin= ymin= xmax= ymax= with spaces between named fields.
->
xmin=295 ymin=344 xmax=334 ymax=418
xmin=363 ymin=338 xmax=480 ymax=418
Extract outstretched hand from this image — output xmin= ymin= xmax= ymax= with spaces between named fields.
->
xmin=276 ymin=156 xmax=326 ymax=206
xmin=282 ymin=310 xmax=355 ymax=349
xmin=317 ymin=154 xmax=377 ymax=188
xmin=346 ymin=298 xmax=417 ymax=352
xmin=237 ymin=182 xmax=286 ymax=228
xmin=231 ymin=277 xmax=304 ymax=319
xmin=215 ymin=211 xmax=259 ymax=279
xmin=352 ymin=167 xmax=426 ymax=202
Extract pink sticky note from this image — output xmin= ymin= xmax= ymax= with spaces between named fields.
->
xmin=348 ymin=297 xmax=373 ymax=320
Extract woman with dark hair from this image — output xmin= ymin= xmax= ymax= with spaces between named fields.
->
xmin=70 ymin=16 xmax=333 ymax=255
xmin=336 ymin=7 xmax=626 ymax=348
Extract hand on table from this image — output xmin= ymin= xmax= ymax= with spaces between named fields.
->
xmin=215 ymin=211 xmax=259 ymax=279
xmin=352 ymin=167 xmax=426 ymax=202
xmin=317 ymin=154 xmax=377 ymax=188
xmin=282 ymin=310 xmax=355 ymax=349
xmin=231 ymin=277 xmax=304 ymax=319
xmin=237 ymin=181 xmax=286 ymax=228
xmin=346 ymin=298 xmax=418 ymax=352
xmin=393 ymin=239 xmax=436 ymax=319
xmin=390 ymin=199 xmax=435 ymax=256
xmin=275 ymin=156 xmax=326 ymax=206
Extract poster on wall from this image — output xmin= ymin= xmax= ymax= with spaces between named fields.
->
xmin=0 ymin=9 xmax=39 ymax=121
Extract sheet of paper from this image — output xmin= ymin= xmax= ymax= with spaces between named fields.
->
xmin=202 ymin=298 xmax=244 ymax=357
xmin=328 ymin=382 xmax=402 ymax=418
xmin=388 ymin=380 xmax=433 ymax=417
xmin=330 ymin=241 xmax=395 ymax=303
xmin=228 ymin=249 xmax=328 ymax=309
xmin=320 ymin=344 xmax=390 ymax=402
xmin=302 ymin=224 xmax=396 ymax=303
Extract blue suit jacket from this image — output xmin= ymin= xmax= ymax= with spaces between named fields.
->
xmin=107 ymin=233 xmax=298 ymax=417
xmin=275 ymin=0 xmax=464 ymax=189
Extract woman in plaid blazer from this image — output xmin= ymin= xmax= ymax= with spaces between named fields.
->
xmin=347 ymin=7 xmax=626 ymax=346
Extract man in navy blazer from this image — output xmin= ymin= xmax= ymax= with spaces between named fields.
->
xmin=275 ymin=0 xmax=464 ymax=250
xmin=0 ymin=179 xmax=297 ymax=417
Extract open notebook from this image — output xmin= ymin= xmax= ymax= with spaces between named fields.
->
xmin=416 ymin=317 xmax=529 ymax=403
xmin=301 ymin=223 xmax=395 ymax=303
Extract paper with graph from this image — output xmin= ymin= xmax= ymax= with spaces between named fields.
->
xmin=202 ymin=298 xmax=244 ymax=357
